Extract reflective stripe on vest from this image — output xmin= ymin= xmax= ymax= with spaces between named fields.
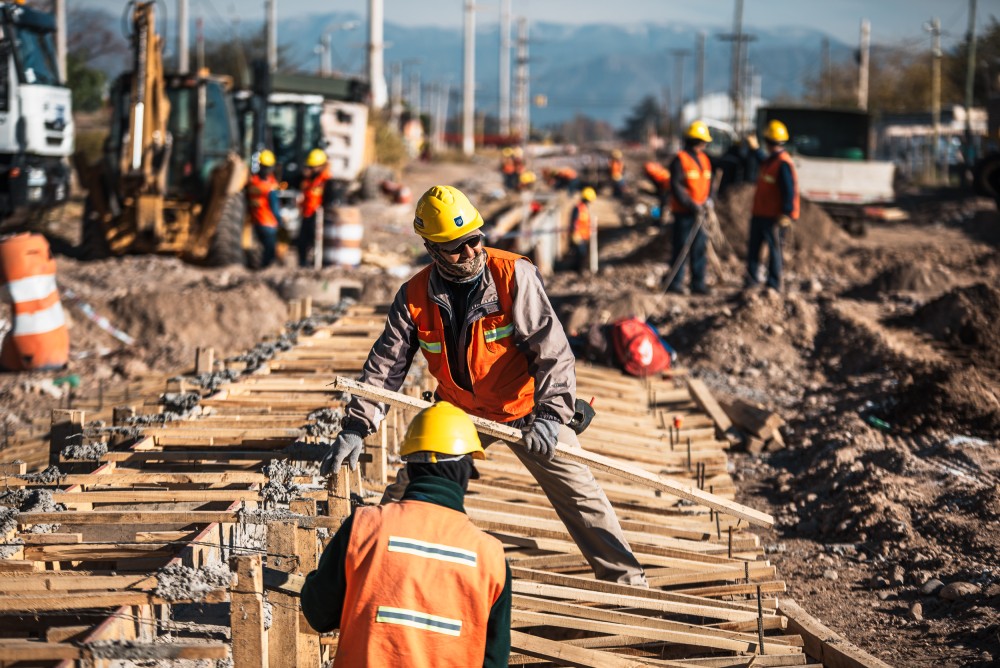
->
xmin=405 ymin=248 xmax=536 ymax=423
xmin=752 ymin=150 xmax=800 ymax=220
xmin=336 ymin=501 xmax=506 ymax=668
xmin=670 ymin=150 xmax=712 ymax=213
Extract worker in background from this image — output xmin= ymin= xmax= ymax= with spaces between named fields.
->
xmin=512 ymin=146 xmax=526 ymax=184
xmin=544 ymin=166 xmax=579 ymax=193
xmin=667 ymin=121 xmax=714 ymax=295
xmin=302 ymin=401 xmax=511 ymax=667
xmin=247 ymin=150 xmax=281 ymax=269
xmin=608 ymin=150 xmax=625 ymax=199
xmin=569 ymin=187 xmax=596 ymax=273
xmin=320 ymin=185 xmax=647 ymax=588
xmin=745 ymin=120 xmax=799 ymax=292
xmin=643 ymin=161 xmax=671 ymax=224
xmin=500 ymin=148 xmax=517 ymax=190
xmin=298 ymin=148 xmax=335 ymax=268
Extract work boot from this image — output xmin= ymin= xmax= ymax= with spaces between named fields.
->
xmin=692 ymin=284 xmax=713 ymax=296
xmin=666 ymin=284 xmax=688 ymax=296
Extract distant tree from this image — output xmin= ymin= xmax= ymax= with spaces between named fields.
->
xmin=67 ymin=53 xmax=106 ymax=112
xmin=945 ymin=17 xmax=1000 ymax=105
xmin=198 ymin=31 xmax=297 ymax=87
xmin=619 ymin=95 xmax=664 ymax=143
xmin=553 ymin=114 xmax=615 ymax=145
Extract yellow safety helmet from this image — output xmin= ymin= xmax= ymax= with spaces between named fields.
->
xmin=400 ymin=401 xmax=486 ymax=461
xmin=611 ymin=149 xmax=622 ymax=159
xmin=685 ymin=121 xmax=713 ymax=143
xmin=763 ymin=120 xmax=790 ymax=144
xmin=258 ymin=150 xmax=276 ymax=168
xmin=580 ymin=186 xmax=596 ymax=202
xmin=413 ymin=185 xmax=484 ymax=243
xmin=306 ymin=148 xmax=328 ymax=167
xmin=519 ymin=170 xmax=536 ymax=185
xmin=502 ymin=147 xmax=513 ymax=157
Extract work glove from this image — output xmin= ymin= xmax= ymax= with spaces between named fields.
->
xmin=777 ymin=215 xmax=793 ymax=229
xmin=319 ymin=431 xmax=365 ymax=475
xmin=746 ymin=134 xmax=760 ymax=151
xmin=522 ymin=417 xmax=560 ymax=461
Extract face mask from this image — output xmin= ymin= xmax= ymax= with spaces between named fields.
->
xmin=426 ymin=242 xmax=487 ymax=283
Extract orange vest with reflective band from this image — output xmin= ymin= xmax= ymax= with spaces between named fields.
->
xmin=752 ymin=150 xmax=800 ymax=220
xmin=247 ymin=174 xmax=279 ymax=228
xmin=644 ymin=161 xmax=670 ymax=188
xmin=501 ymin=156 xmax=515 ymax=174
xmin=407 ymin=249 xmax=536 ymax=423
xmin=609 ymin=158 xmax=624 ymax=181
xmin=335 ymin=500 xmax=506 ymax=668
xmin=572 ymin=202 xmax=592 ymax=243
xmin=0 ymin=234 xmax=69 ymax=371
xmin=670 ymin=150 xmax=712 ymax=213
xmin=300 ymin=169 xmax=331 ymax=218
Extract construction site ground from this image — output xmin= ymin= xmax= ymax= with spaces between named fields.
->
xmin=2 ymin=156 xmax=999 ymax=667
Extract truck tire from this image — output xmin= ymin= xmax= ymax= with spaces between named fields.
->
xmin=80 ymin=200 xmax=111 ymax=261
xmin=207 ymin=193 xmax=247 ymax=267
xmin=972 ymin=152 xmax=1000 ymax=202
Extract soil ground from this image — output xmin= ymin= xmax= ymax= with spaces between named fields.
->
xmin=2 ymin=156 xmax=998 ymax=667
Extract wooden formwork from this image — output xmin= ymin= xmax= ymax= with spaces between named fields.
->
xmin=0 ymin=302 xmax=891 ymax=668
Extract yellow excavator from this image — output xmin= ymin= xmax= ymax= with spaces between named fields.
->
xmin=74 ymin=1 xmax=251 ymax=265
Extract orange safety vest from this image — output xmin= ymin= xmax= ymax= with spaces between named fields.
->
xmin=335 ymin=500 xmax=506 ymax=668
xmin=0 ymin=234 xmax=69 ymax=371
xmin=247 ymin=173 xmax=279 ymax=228
xmin=501 ymin=157 xmax=516 ymax=175
xmin=572 ymin=202 xmax=592 ymax=243
xmin=670 ymin=150 xmax=712 ymax=214
xmin=609 ymin=158 xmax=624 ymax=181
xmin=752 ymin=150 xmax=800 ymax=220
xmin=300 ymin=168 xmax=331 ymax=218
xmin=556 ymin=167 xmax=578 ymax=180
xmin=644 ymin=161 xmax=670 ymax=188
xmin=407 ymin=248 xmax=536 ymax=423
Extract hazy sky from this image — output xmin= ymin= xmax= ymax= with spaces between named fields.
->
xmin=89 ymin=0 xmax=999 ymax=46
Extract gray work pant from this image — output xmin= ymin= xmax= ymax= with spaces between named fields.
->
xmin=381 ymin=423 xmax=648 ymax=587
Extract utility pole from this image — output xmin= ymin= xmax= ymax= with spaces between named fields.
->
xmin=196 ymin=17 xmax=205 ymax=70
xmin=390 ymin=62 xmax=403 ymax=128
xmin=319 ymin=35 xmax=330 ymax=76
xmin=696 ymin=31 xmax=706 ymax=120
xmin=514 ymin=17 xmax=530 ymax=146
xmin=266 ymin=0 xmax=277 ymax=72
xmin=926 ymin=17 xmax=942 ymax=184
xmin=178 ymin=0 xmax=189 ymax=73
xmin=671 ymin=49 xmax=691 ymax=127
xmin=438 ymin=80 xmax=452 ymax=151
xmin=717 ymin=0 xmax=754 ymax=132
xmin=55 ymin=0 xmax=66 ymax=82
xmin=410 ymin=69 xmax=421 ymax=118
xmin=858 ymin=19 xmax=870 ymax=111
xmin=462 ymin=0 xmax=476 ymax=156
xmin=499 ymin=0 xmax=512 ymax=137
xmin=821 ymin=37 xmax=831 ymax=106
xmin=367 ymin=0 xmax=388 ymax=109
xmin=964 ymin=0 xmax=978 ymax=184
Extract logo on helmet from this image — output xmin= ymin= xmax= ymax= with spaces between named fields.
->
xmin=454 ymin=215 xmax=465 ymax=227
xmin=414 ymin=216 xmax=425 ymax=229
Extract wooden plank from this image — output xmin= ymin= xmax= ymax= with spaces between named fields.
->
xmin=685 ymin=379 xmax=733 ymax=433
xmin=0 ymin=640 xmax=228 ymax=661
xmin=719 ymin=398 xmax=784 ymax=440
xmin=231 ymin=554 xmax=269 ymax=668
xmin=333 ymin=377 xmax=773 ymax=528
xmin=267 ymin=522 xmax=300 ymax=668
xmin=18 ymin=510 xmax=343 ymax=530
xmin=0 ymin=574 xmax=157 ymax=593
xmin=778 ymin=599 xmax=894 ymax=668
xmin=510 ymin=630 xmax=662 ymax=668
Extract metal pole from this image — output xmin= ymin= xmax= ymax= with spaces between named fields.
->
xmin=196 ymin=17 xmax=205 ymax=70
xmin=731 ymin=0 xmax=743 ymax=128
xmin=266 ymin=0 xmax=278 ymax=72
xmin=320 ymin=34 xmax=331 ymax=76
xmin=368 ymin=0 xmax=388 ymax=109
xmin=929 ymin=18 xmax=942 ymax=184
xmin=516 ymin=18 xmax=530 ymax=149
xmin=822 ymin=37 xmax=831 ymax=106
xmin=964 ymin=0 xmax=978 ymax=184
xmin=314 ymin=207 xmax=324 ymax=270
xmin=858 ymin=19 xmax=870 ymax=111
xmin=411 ymin=69 xmax=422 ymax=117
xmin=390 ymin=62 xmax=402 ymax=127
xmin=178 ymin=0 xmax=189 ymax=73
xmin=462 ymin=0 xmax=476 ymax=156
xmin=672 ymin=50 xmax=690 ymax=126
xmin=696 ymin=31 xmax=706 ymax=120
xmin=499 ymin=0 xmax=512 ymax=137
xmin=588 ymin=209 xmax=598 ymax=274
xmin=440 ymin=80 xmax=452 ymax=149
xmin=55 ymin=0 xmax=66 ymax=82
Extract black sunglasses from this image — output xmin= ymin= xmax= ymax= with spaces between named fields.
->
xmin=440 ymin=235 xmax=484 ymax=254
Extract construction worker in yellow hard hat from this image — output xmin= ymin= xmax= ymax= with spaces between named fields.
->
xmin=247 ymin=149 xmax=281 ymax=268
xmin=297 ymin=148 xmax=337 ymax=267
xmin=745 ymin=119 xmax=799 ymax=292
xmin=608 ymin=150 xmax=625 ymax=199
xmin=569 ymin=186 xmax=596 ymax=273
xmin=500 ymin=147 xmax=517 ymax=190
xmin=305 ymin=401 xmax=511 ymax=666
xmin=665 ymin=120 xmax=715 ymax=295
xmin=320 ymin=184 xmax=649 ymax=588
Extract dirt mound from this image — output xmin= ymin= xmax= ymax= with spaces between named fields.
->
xmin=909 ymin=283 xmax=1000 ymax=370
xmin=846 ymin=261 xmax=954 ymax=300
xmin=889 ymin=366 xmax=1000 ymax=437
xmin=714 ymin=184 xmax=849 ymax=260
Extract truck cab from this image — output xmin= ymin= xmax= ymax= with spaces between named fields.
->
xmin=0 ymin=1 xmax=73 ymax=219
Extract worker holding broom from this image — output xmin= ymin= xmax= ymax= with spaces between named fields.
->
xmin=666 ymin=121 xmax=715 ymax=295
xmin=302 ymin=402 xmax=511 ymax=667
xmin=320 ymin=184 xmax=648 ymax=587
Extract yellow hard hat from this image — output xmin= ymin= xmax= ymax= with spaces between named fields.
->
xmin=258 ymin=150 xmax=276 ymax=167
xmin=413 ymin=185 xmax=484 ymax=243
xmin=400 ymin=401 xmax=485 ymax=461
xmin=611 ymin=149 xmax=622 ymax=159
xmin=763 ymin=120 xmax=789 ymax=143
xmin=685 ymin=121 xmax=712 ymax=143
xmin=519 ymin=170 xmax=536 ymax=185
xmin=306 ymin=148 xmax=328 ymax=167
xmin=512 ymin=147 xmax=523 ymax=158
xmin=580 ymin=186 xmax=596 ymax=202
xmin=502 ymin=147 xmax=513 ymax=157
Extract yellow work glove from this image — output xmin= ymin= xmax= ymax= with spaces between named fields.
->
xmin=777 ymin=215 xmax=793 ymax=229
xmin=746 ymin=134 xmax=759 ymax=151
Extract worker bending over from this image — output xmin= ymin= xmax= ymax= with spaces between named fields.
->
xmin=298 ymin=148 xmax=336 ymax=267
xmin=608 ymin=150 xmax=625 ymax=199
xmin=321 ymin=184 xmax=647 ymax=586
xmin=667 ymin=121 xmax=714 ymax=295
xmin=746 ymin=120 xmax=799 ymax=291
xmin=500 ymin=148 xmax=517 ymax=190
xmin=302 ymin=401 xmax=511 ymax=667
xmin=247 ymin=150 xmax=281 ymax=268
xmin=570 ymin=187 xmax=596 ymax=273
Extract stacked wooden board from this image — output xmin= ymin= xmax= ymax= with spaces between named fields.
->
xmin=0 ymin=301 xmax=891 ymax=667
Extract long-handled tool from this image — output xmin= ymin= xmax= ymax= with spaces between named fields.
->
xmin=332 ymin=376 xmax=774 ymax=528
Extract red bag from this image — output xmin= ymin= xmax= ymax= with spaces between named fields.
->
xmin=611 ymin=317 xmax=671 ymax=377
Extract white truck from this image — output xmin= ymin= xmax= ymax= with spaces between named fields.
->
xmin=758 ymin=106 xmax=900 ymax=235
xmin=0 ymin=1 xmax=73 ymax=221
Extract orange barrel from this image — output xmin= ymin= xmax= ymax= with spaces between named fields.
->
xmin=0 ymin=233 xmax=69 ymax=371
xmin=323 ymin=206 xmax=363 ymax=267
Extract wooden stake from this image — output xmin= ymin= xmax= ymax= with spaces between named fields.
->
xmin=230 ymin=554 xmax=268 ymax=668
xmin=267 ymin=522 xmax=300 ymax=668
xmin=196 ymin=347 xmax=215 ymax=375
